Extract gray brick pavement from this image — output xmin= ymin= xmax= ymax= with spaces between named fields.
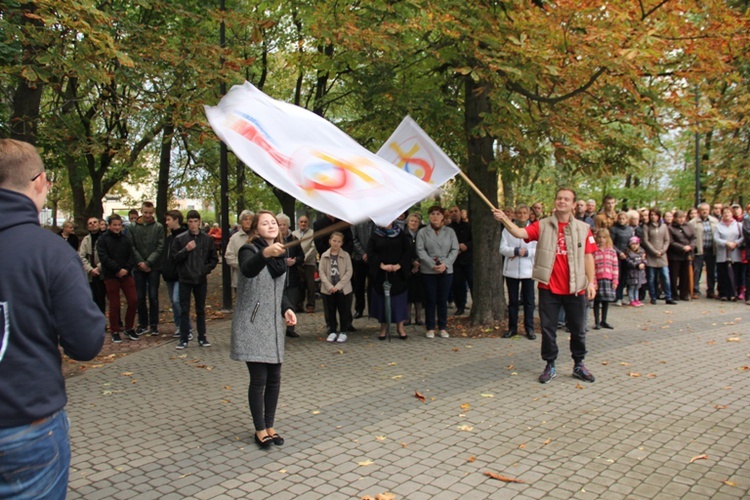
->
xmin=65 ymin=300 xmax=750 ymax=498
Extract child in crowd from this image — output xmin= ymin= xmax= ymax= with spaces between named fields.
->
xmin=593 ymin=229 xmax=618 ymax=329
xmin=624 ymin=236 xmax=647 ymax=307
xmin=319 ymin=232 xmax=353 ymax=343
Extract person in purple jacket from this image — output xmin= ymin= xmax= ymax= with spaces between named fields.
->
xmin=0 ymin=139 xmax=106 ymax=499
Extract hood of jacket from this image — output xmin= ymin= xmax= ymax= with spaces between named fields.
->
xmin=0 ymin=188 xmax=39 ymax=233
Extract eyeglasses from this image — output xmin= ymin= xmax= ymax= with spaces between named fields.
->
xmin=31 ymin=171 xmax=51 ymax=188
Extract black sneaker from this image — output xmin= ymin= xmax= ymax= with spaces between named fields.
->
xmin=125 ymin=329 xmax=139 ymax=341
xmin=172 ymin=332 xmax=181 ymax=338
xmin=149 ymin=326 xmax=159 ymax=336
xmin=198 ymin=337 xmax=211 ymax=347
xmin=573 ymin=363 xmax=596 ymax=383
xmin=135 ymin=326 xmax=148 ymax=336
xmin=286 ymin=330 xmax=300 ymax=338
xmin=111 ymin=333 xmax=123 ymax=344
xmin=176 ymin=341 xmax=187 ymax=350
xmin=539 ymin=363 xmax=556 ymax=384
xmin=502 ymin=330 xmax=517 ymax=338
xmin=526 ymin=330 xmax=537 ymax=340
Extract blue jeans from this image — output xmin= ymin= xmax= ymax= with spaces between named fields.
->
xmin=647 ymin=267 xmax=672 ymax=301
xmin=422 ymin=273 xmax=453 ymax=331
xmin=166 ymin=280 xmax=181 ymax=327
xmin=0 ymin=410 xmax=70 ymax=500
xmin=134 ymin=269 xmax=160 ymax=328
xmin=179 ymin=281 xmax=207 ymax=342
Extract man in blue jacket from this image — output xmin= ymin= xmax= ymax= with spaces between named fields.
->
xmin=0 ymin=139 xmax=106 ymax=498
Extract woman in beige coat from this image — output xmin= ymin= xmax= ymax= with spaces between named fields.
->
xmin=641 ymin=208 xmax=676 ymax=305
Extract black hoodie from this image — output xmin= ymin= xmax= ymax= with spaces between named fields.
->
xmin=0 ymin=188 xmax=105 ymax=427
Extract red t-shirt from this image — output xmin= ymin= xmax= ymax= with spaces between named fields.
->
xmin=525 ymin=220 xmax=597 ymax=295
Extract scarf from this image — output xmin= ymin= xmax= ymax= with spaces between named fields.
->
xmin=251 ymin=237 xmax=287 ymax=279
xmin=373 ymin=226 xmax=402 ymax=238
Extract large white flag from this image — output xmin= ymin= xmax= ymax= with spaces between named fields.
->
xmin=376 ymin=115 xmax=461 ymax=188
xmin=204 ymin=83 xmax=435 ymax=226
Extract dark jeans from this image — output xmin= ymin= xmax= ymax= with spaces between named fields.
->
xmin=647 ymin=267 xmax=672 ymax=301
xmin=245 ymin=362 xmax=282 ymax=431
xmin=717 ymin=262 xmax=740 ymax=299
xmin=693 ymin=249 xmax=716 ymax=294
xmin=669 ymin=259 xmax=692 ymax=300
xmin=615 ymin=258 xmax=627 ymax=301
xmin=451 ymin=262 xmax=474 ymax=309
xmin=0 ymin=410 xmax=70 ymax=500
xmin=134 ymin=269 xmax=161 ymax=328
xmin=104 ymin=276 xmax=137 ymax=332
xmin=322 ymin=291 xmax=352 ymax=333
xmin=90 ymin=277 xmax=106 ymax=314
xmin=506 ymin=277 xmax=535 ymax=333
xmin=538 ymin=288 xmax=587 ymax=364
xmin=422 ymin=272 xmax=454 ymax=331
xmin=179 ymin=281 xmax=207 ymax=342
xmin=352 ymin=259 xmax=369 ymax=314
xmin=300 ymin=264 xmax=317 ymax=309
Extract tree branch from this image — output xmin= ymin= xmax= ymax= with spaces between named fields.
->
xmin=504 ymin=67 xmax=607 ymax=105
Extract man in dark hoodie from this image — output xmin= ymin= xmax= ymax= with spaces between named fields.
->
xmin=171 ymin=210 xmax=218 ymax=349
xmin=0 ymin=139 xmax=105 ymax=498
xmin=163 ymin=209 xmax=190 ymax=338
xmin=129 ymin=201 xmax=164 ymax=336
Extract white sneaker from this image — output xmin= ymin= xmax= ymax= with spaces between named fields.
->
xmin=426 ymin=330 xmax=435 ymax=339
xmin=614 ymin=300 xmax=623 ymax=307
xmin=336 ymin=333 xmax=347 ymax=343
xmin=326 ymin=332 xmax=338 ymax=342
xmin=439 ymin=330 xmax=450 ymax=338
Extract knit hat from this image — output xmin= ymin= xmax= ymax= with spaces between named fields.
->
xmin=629 ymin=236 xmax=640 ymax=245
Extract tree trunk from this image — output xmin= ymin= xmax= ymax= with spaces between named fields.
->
xmin=464 ymin=77 xmax=504 ymax=325
xmin=235 ymin=157 xmax=246 ymax=219
xmin=156 ymin=121 xmax=174 ymax=224
xmin=9 ymin=2 xmax=45 ymax=145
xmin=273 ymin=188 xmax=296 ymax=228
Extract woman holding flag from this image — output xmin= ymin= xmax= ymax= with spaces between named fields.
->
xmin=230 ymin=211 xmax=297 ymax=449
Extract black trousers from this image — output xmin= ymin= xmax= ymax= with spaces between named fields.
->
xmin=506 ymin=277 xmax=534 ymax=333
xmin=538 ymin=288 xmax=587 ymax=364
xmin=179 ymin=281 xmax=207 ymax=342
xmin=352 ymin=259 xmax=369 ymax=315
xmin=323 ymin=292 xmax=352 ymax=333
xmin=451 ymin=262 xmax=474 ymax=309
xmin=90 ymin=278 xmax=106 ymax=314
xmin=245 ymin=362 xmax=282 ymax=431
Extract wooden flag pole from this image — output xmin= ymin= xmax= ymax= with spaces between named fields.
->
xmin=283 ymin=219 xmax=351 ymax=249
xmin=458 ymin=170 xmax=497 ymax=211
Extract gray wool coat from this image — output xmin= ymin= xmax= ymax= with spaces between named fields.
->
xmin=230 ymin=244 xmax=294 ymax=364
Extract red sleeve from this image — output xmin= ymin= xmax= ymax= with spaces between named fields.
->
xmin=524 ymin=221 xmax=540 ymax=242
xmin=584 ymin=230 xmax=598 ymax=254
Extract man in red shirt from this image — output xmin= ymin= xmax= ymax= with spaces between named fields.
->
xmin=494 ymin=187 xmax=598 ymax=384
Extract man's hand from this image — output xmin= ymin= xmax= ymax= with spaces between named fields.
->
xmin=459 ymin=243 xmax=468 ymax=252
xmin=185 ymin=240 xmax=197 ymax=251
xmin=518 ymin=247 xmax=527 ymax=257
xmin=91 ymin=268 xmax=100 ymax=277
xmin=586 ymin=283 xmax=597 ymax=301
xmin=285 ymin=309 xmax=297 ymax=326
xmin=116 ymin=269 xmax=128 ymax=278
xmin=138 ymin=262 xmax=149 ymax=271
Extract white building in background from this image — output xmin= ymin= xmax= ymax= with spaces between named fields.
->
xmin=101 ymin=182 xmax=212 ymax=220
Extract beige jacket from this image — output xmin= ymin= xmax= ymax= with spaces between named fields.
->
xmin=78 ymin=233 xmax=102 ymax=283
xmin=224 ymin=229 xmax=251 ymax=288
xmin=318 ymin=249 xmax=353 ymax=295
xmin=532 ymin=217 xmax=590 ymax=294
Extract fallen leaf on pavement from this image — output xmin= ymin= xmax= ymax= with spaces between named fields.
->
xmin=628 ymin=372 xmax=641 ymax=377
xmin=223 ymin=386 xmax=231 ymax=390
xmin=646 ymin=373 xmax=657 ymax=378
xmin=706 ymin=340 xmax=716 ymax=345
xmin=415 ymin=391 xmax=426 ymax=403
xmin=358 ymin=460 xmax=374 ymax=466
xmin=484 ymin=471 xmax=525 ymax=483
xmin=576 ymin=383 xmax=584 ymax=389
xmin=481 ymin=393 xmax=494 ymax=398
xmin=467 ymin=456 xmax=476 ymax=463
xmin=620 ymin=362 xmax=631 ymax=366
xmin=460 ymin=403 xmax=471 ymax=411
xmin=376 ymin=494 xmax=395 ymax=500
xmin=723 ymin=480 xmax=736 ymax=487
xmin=714 ymin=405 xmax=728 ymax=409
xmin=121 ymin=372 xmax=133 ymax=376
xmin=739 ymin=366 xmax=750 ymax=371
xmin=543 ymin=438 xmax=551 ymax=445
xmin=690 ymin=454 xmax=708 ymax=463
xmin=392 ymin=375 xmax=403 ymax=380
xmin=601 ymin=361 xmax=609 ymax=365
xmin=458 ymin=425 xmax=474 ymax=432
xmin=518 ymin=443 xmax=526 ymax=449
xmin=452 ymin=347 xmax=460 ymax=352
xmin=376 ymin=436 xmax=386 ymax=441
xmin=727 ymin=338 xmax=741 ymax=342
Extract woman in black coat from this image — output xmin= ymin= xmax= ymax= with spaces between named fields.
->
xmin=367 ymin=223 xmax=412 ymax=339
xmin=667 ymin=210 xmax=696 ymax=301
